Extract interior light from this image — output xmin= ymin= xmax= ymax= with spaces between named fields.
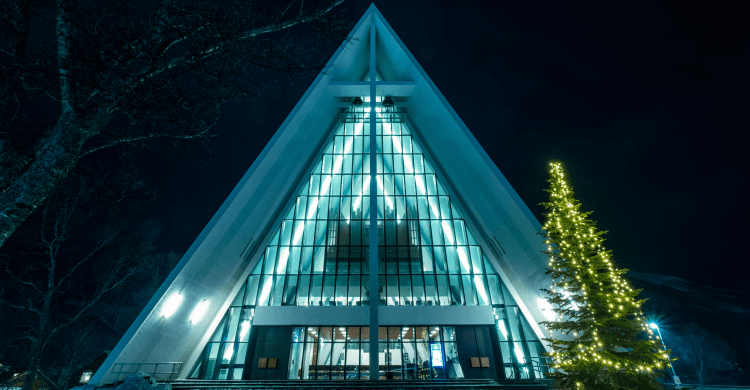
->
xmin=239 ymin=321 xmax=251 ymax=340
xmin=189 ymin=300 xmax=210 ymax=324
xmin=161 ymin=293 xmax=183 ymax=318
xmin=223 ymin=344 xmax=234 ymax=360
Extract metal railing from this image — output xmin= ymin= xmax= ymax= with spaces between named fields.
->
xmin=110 ymin=362 xmax=183 ymax=384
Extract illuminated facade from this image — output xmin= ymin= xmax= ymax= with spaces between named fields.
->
xmin=91 ymin=5 xmax=553 ymax=385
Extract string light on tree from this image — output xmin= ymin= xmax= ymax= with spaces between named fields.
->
xmin=539 ymin=161 xmax=673 ymax=389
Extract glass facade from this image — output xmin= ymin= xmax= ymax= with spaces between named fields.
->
xmin=374 ymin=121 xmax=497 ymax=306
xmin=189 ymin=100 xmax=548 ymax=380
xmin=492 ymin=293 xmax=549 ymax=379
xmin=190 ymin=288 xmax=255 ymax=379
xmin=287 ymin=326 xmax=462 ymax=380
xmin=244 ymin=120 xmax=371 ymax=307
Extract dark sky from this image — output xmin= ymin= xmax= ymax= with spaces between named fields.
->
xmin=131 ymin=0 xmax=750 ymax=293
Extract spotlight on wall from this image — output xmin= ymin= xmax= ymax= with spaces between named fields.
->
xmin=189 ymin=300 xmax=210 ymax=324
xmin=161 ymin=293 xmax=184 ymax=318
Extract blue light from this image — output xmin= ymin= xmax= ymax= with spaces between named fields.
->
xmin=431 ymin=344 xmax=444 ymax=367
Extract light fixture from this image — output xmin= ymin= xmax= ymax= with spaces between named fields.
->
xmin=352 ymin=97 xmax=363 ymax=105
xmin=79 ymin=372 xmax=93 ymax=384
xmin=382 ymin=96 xmax=394 ymax=107
xmin=161 ymin=293 xmax=183 ymax=318
xmin=649 ymin=323 xmax=659 ymax=329
xmin=189 ymin=300 xmax=210 ymax=324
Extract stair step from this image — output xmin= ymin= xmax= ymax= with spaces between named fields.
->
xmin=170 ymin=379 xmax=550 ymax=390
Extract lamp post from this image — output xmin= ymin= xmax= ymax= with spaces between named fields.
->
xmin=650 ymin=323 xmax=680 ymax=389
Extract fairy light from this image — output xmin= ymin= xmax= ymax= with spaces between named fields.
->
xmin=540 ymin=161 xmax=673 ymax=382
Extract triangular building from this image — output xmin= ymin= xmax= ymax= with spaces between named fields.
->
xmin=90 ymin=5 xmax=553 ymax=385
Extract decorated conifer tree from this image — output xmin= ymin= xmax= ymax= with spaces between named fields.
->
xmin=540 ymin=161 xmax=672 ymax=389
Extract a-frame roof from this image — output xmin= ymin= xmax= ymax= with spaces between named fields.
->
xmin=91 ymin=4 xmax=551 ymax=386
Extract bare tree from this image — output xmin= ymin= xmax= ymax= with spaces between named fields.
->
xmin=0 ymin=167 xmax=158 ymax=390
xmin=0 ymin=0 xmax=349 ymax=248
xmin=671 ymin=323 xmax=734 ymax=388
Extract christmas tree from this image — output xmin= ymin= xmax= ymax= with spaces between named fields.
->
xmin=540 ymin=161 xmax=672 ymax=389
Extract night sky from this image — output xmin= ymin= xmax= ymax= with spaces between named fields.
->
xmin=128 ymin=1 xmax=750 ymax=293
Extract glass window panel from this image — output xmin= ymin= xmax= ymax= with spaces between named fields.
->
xmin=419 ymin=220 xmax=431 ymax=246
xmin=399 ymin=275 xmax=412 ymax=306
xmin=303 ymin=222 xmax=315 ymax=246
xmin=313 ymin=247 xmax=325 ymax=274
xmin=297 ymin=275 xmax=310 ymax=306
xmin=413 ymin=155 xmax=423 ymax=173
xmin=301 ymin=341 xmax=317 ymax=379
xmin=264 ymin=247 xmax=277 ymax=275
xmin=449 ymin=275 xmax=464 ymax=305
xmin=310 ymin=275 xmax=323 ymax=306
xmin=420 ymin=246 xmax=434 ymax=273
xmin=405 ymin=196 xmax=417 ymax=218
xmin=432 ymin=246 xmax=446 ymax=274
xmin=224 ymin=308 xmax=241 ymax=342
xmin=257 ymin=275 xmax=273 ymax=306
xmin=306 ymin=327 xmax=320 ymax=342
xmin=453 ymin=221 xmax=466 ymax=245
xmin=426 ymin=175 xmax=437 ymax=196
xmin=462 ymin=275 xmax=476 ymax=305
xmin=437 ymin=275 xmax=450 ymax=306
xmin=428 ymin=196 xmax=440 ymax=219
xmin=231 ymin=283 xmax=246 ymax=306
xmin=252 ymin=255 xmax=264 ymax=275
xmin=470 ymin=246 xmax=484 ymax=274
xmin=280 ymin=221 xmax=293 ymax=246
xmin=361 ymin=275 xmax=369 ymax=305
xmin=439 ymin=196 xmax=451 ymax=219
xmin=290 ymin=247 xmax=302 ymax=275
xmin=424 ymin=275 xmax=437 ymax=306
xmin=322 ymin=274 xmax=336 ymax=306
xmin=385 ymin=220 xmax=396 ymax=245
xmin=245 ymin=275 xmax=260 ymax=305
xmin=315 ymin=221 xmax=327 ymax=246
xmin=507 ymin=307 xmax=523 ymax=341
xmin=346 ymin=342 xmax=360 ymax=380
xmin=446 ymin=247 xmax=459 ymax=274
xmin=412 ymin=275 xmax=425 ymax=306
xmin=417 ymin=196 xmax=429 ymax=219
xmin=277 ymin=247 xmax=291 ymax=275
xmin=289 ymin=342 xmax=305 ymax=379
xmin=335 ymin=275 xmax=348 ymax=306
xmin=430 ymin=221 xmax=444 ymax=245
xmin=444 ymin=342 xmax=463 ymax=379
xmin=271 ymin=275 xmax=285 ymax=306
xmin=310 ymin=175 xmax=321 ymax=197
xmin=488 ymin=275 xmax=504 ymax=305
xmin=235 ymin=343 xmax=248 ymax=364
xmin=283 ymin=275 xmax=298 ymax=305
xmin=474 ymin=275 xmax=490 ymax=305
xmin=415 ymin=339 xmax=430 ymax=379
xmin=348 ymin=275 xmax=361 ymax=306
xmin=385 ymin=275 xmax=398 ymax=306
xmin=300 ymin=247 xmax=313 ymax=274
xmin=502 ymin=283 xmax=518 ymax=306
xmin=457 ymin=246 xmax=471 ymax=274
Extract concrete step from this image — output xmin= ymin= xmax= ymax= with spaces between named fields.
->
xmin=171 ymin=379 xmax=550 ymax=390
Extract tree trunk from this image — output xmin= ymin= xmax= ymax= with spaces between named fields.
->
xmin=0 ymin=111 xmax=87 ymax=248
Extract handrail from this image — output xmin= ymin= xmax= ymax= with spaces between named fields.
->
xmin=110 ymin=362 xmax=183 ymax=384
